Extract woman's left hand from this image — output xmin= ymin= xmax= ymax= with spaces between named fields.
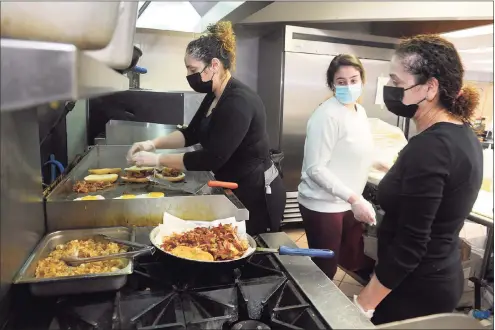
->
xmin=131 ymin=151 xmax=160 ymax=167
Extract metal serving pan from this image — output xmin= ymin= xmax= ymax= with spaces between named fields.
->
xmin=13 ymin=227 xmax=134 ymax=296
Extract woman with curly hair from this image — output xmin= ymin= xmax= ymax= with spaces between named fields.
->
xmin=354 ymin=34 xmax=483 ymax=324
xmin=127 ymin=21 xmax=286 ymax=235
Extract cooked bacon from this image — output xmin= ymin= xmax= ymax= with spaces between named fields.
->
xmin=161 ymin=224 xmax=249 ymax=261
xmin=125 ymin=170 xmax=153 ymax=178
xmin=161 ymin=168 xmax=182 ymax=177
xmin=72 ymin=181 xmax=114 ymax=193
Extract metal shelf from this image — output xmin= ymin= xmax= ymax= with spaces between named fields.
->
xmin=1 ymin=39 xmax=128 ymax=112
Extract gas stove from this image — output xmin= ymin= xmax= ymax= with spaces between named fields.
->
xmin=6 ymin=236 xmax=328 ymax=330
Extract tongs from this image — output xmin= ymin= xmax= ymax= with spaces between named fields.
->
xmin=61 ymin=234 xmax=154 ymax=266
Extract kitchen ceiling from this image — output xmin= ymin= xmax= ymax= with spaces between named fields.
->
xmin=136 ymin=1 xmax=270 ymax=33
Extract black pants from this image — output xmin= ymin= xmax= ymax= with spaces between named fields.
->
xmin=299 ymin=205 xmax=374 ymax=280
xmin=233 ymin=167 xmax=286 ymax=236
xmin=372 ymin=261 xmax=464 ymax=325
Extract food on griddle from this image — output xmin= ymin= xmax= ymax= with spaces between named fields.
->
xmin=73 ymin=195 xmax=105 ymax=201
xmin=143 ymin=192 xmax=165 ymax=198
xmin=35 ymin=238 xmax=128 ymax=278
xmin=170 ymin=246 xmax=214 ymax=261
xmin=84 ymin=174 xmax=119 ymax=183
xmin=72 ymin=181 xmax=114 ymax=193
xmin=114 ymin=194 xmax=137 ymax=199
xmin=88 ymin=168 xmax=122 ymax=175
xmin=160 ymin=224 xmax=249 ymax=261
xmin=121 ymin=166 xmax=155 ymax=183
xmin=155 ymin=167 xmax=185 ymax=182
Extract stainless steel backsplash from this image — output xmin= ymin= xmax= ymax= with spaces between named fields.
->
xmin=0 ymin=108 xmax=45 ymax=305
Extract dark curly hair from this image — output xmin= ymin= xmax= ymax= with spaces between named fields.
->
xmin=395 ymin=34 xmax=479 ymax=122
xmin=186 ymin=21 xmax=236 ymax=71
xmin=326 ymin=54 xmax=366 ymax=91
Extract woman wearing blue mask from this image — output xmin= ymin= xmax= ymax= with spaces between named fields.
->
xmin=298 ymin=54 xmax=376 ymax=280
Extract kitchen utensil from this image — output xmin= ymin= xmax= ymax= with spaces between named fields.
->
xmin=61 ymin=234 xmax=154 ymax=266
xmin=149 ymin=227 xmax=334 ymax=273
xmin=14 ymin=227 xmax=135 ymax=296
xmin=255 ymin=246 xmax=334 ymax=258
xmin=147 ymin=175 xmax=238 ymax=195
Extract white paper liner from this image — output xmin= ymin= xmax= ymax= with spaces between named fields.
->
xmin=150 ymin=212 xmax=255 ymax=263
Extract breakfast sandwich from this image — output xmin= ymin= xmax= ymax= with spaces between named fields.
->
xmin=121 ymin=166 xmax=155 ymax=183
xmin=155 ymin=167 xmax=185 ymax=182
xmin=88 ymin=168 xmax=121 ymax=175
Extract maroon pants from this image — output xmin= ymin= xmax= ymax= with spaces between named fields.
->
xmin=299 ymin=204 xmax=373 ymax=280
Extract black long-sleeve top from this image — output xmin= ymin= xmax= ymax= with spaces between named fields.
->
xmin=181 ymin=78 xmax=271 ymax=182
xmin=376 ymin=122 xmax=483 ymax=290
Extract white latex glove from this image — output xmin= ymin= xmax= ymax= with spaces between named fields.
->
xmin=126 ymin=140 xmax=155 ymax=164
xmin=131 ymin=151 xmax=160 ymax=167
xmin=351 ymin=197 xmax=376 ymax=225
xmin=353 ymin=295 xmax=375 ymax=319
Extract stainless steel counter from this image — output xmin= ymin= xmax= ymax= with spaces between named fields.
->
xmin=259 ymin=232 xmax=375 ymax=329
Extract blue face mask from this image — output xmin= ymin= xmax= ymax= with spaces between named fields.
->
xmin=334 ymin=84 xmax=362 ymax=105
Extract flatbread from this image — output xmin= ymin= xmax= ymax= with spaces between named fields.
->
xmin=169 ymin=246 xmax=214 ymax=261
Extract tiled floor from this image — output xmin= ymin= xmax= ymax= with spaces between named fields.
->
xmin=283 ymin=227 xmax=364 ymax=299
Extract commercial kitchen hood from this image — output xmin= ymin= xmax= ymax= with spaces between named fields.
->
xmin=240 ymin=2 xmax=493 ymax=24
xmin=136 ymin=1 xmax=252 ymax=33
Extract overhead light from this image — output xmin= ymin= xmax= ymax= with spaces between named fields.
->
xmin=459 ymin=47 xmax=494 ymax=54
xmin=442 ymin=24 xmax=493 ymax=38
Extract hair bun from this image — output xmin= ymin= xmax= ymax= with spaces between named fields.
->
xmin=207 ymin=21 xmax=236 ymax=69
xmin=452 ymin=85 xmax=480 ymax=122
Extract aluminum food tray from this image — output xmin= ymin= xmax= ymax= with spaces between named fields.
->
xmin=14 ymin=227 xmax=134 ymax=296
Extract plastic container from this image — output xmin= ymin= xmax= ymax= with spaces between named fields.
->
xmin=0 ymin=2 xmax=121 ymax=50
xmin=85 ymin=2 xmax=138 ymax=69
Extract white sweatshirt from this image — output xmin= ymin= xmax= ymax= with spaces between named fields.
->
xmin=298 ymin=97 xmax=373 ymax=213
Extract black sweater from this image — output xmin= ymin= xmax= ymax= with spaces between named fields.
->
xmin=181 ymin=78 xmax=271 ymax=182
xmin=376 ymin=122 xmax=483 ymax=290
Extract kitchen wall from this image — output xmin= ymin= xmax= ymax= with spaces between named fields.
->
xmin=134 ymin=28 xmax=260 ymax=92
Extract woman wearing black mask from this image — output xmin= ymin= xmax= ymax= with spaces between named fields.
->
xmin=354 ymin=34 xmax=483 ymax=324
xmin=127 ymin=21 xmax=286 ymax=235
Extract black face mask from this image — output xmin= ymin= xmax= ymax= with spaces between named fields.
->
xmin=383 ymin=85 xmax=426 ymax=118
xmin=186 ymin=66 xmax=214 ymax=93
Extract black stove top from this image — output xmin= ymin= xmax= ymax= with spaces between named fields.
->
xmin=6 ymin=249 xmax=328 ymax=330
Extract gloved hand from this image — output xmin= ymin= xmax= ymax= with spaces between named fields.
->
xmin=126 ymin=140 xmax=155 ymax=164
xmin=131 ymin=151 xmax=160 ymax=167
xmin=351 ymin=197 xmax=376 ymax=225
xmin=353 ymin=295 xmax=375 ymax=319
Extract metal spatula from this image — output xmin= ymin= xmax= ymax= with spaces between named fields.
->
xmin=147 ymin=175 xmax=238 ymax=195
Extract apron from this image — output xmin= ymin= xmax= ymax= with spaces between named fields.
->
xmin=200 ymin=115 xmax=286 ymax=234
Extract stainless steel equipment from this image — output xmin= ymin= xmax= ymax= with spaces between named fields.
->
xmin=45 ymin=145 xmax=249 ymax=231
xmin=14 ymin=227 xmax=134 ymax=296
xmin=104 ymin=120 xmax=199 ymax=148
xmin=0 ymin=108 xmax=46 ymax=304
xmin=1 ymin=39 xmax=127 ymax=113
xmin=87 ymin=90 xmax=205 ymax=145
xmin=257 ymin=25 xmax=409 ymax=223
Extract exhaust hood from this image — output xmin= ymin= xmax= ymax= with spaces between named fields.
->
xmin=136 ymin=1 xmax=245 ymax=33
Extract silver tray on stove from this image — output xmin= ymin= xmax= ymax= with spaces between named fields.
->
xmin=14 ymin=227 xmax=134 ymax=296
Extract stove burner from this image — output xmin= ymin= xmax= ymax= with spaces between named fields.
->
xmin=231 ymin=320 xmax=271 ymax=330
xmin=8 ymin=243 xmax=328 ymax=330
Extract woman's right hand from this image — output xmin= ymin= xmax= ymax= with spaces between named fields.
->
xmin=126 ymin=140 xmax=155 ymax=164
xmin=350 ymin=196 xmax=376 ymax=225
